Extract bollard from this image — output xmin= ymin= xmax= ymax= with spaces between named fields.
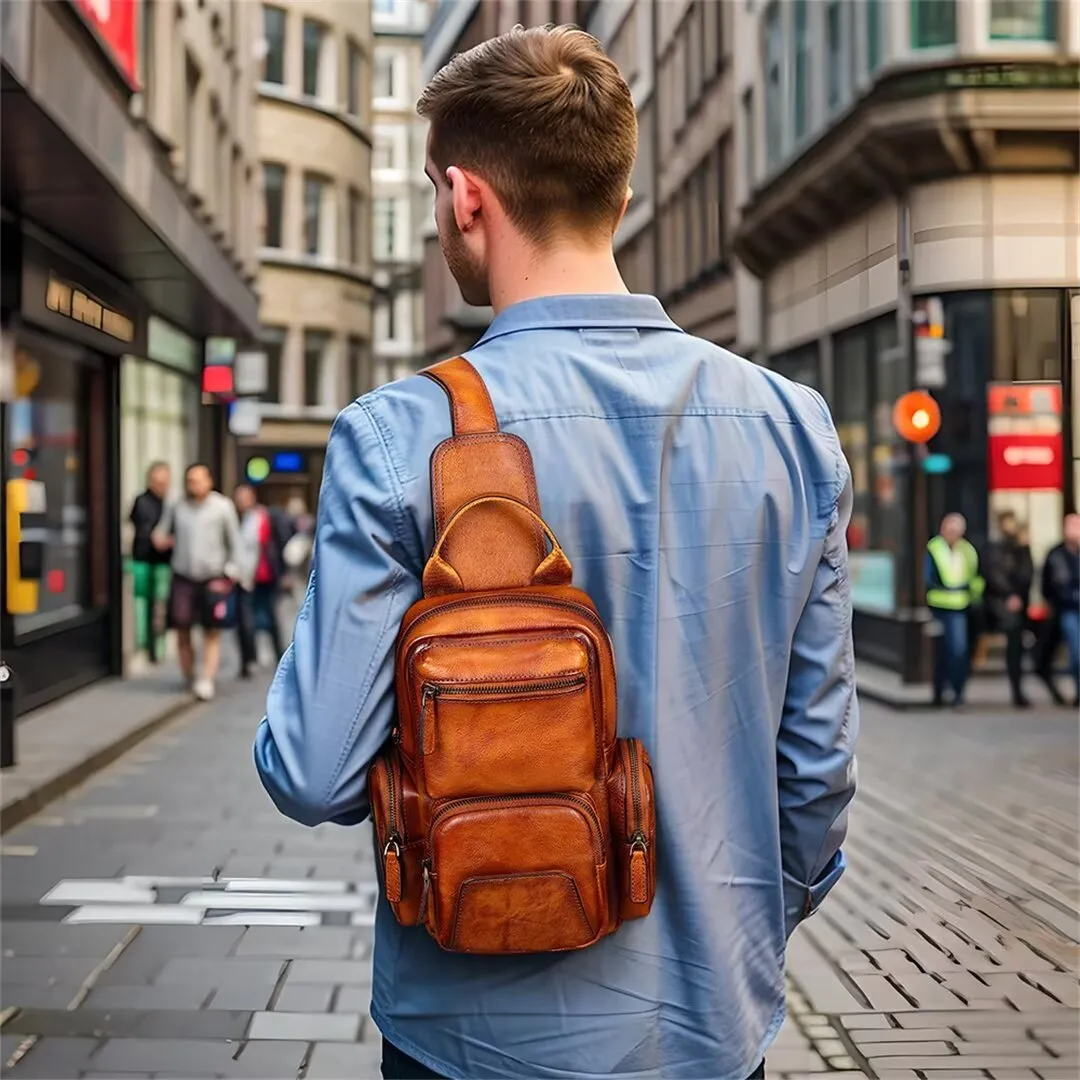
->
xmin=0 ymin=662 xmax=15 ymax=768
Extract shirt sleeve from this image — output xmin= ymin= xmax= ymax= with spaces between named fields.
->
xmin=253 ymin=401 xmax=420 ymax=827
xmin=777 ymin=464 xmax=859 ymax=939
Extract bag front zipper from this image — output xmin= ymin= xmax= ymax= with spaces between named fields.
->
xmin=430 ymin=792 xmax=604 ymax=862
xmin=625 ymin=741 xmax=649 ymax=905
xmin=418 ymin=675 xmax=586 ymax=755
xmin=381 ymin=757 xmax=404 ymax=903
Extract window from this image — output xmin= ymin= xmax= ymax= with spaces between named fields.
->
xmin=911 ymin=0 xmax=957 ymax=47
xmin=302 ymin=174 xmax=327 ymax=255
xmin=741 ymin=88 xmax=755 ymax=195
xmin=373 ymin=134 xmax=395 ymax=171
xmin=184 ymin=53 xmax=200 ymax=184
xmin=992 ymin=291 xmax=1062 ymax=382
xmin=833 ymin=328 xmax=873 ymax=553
xmin=347 ymin=337 xmax=371 ymax=400
xmin=7 ymin=342 xmax=95 ymax=637
xmin=261 ymin=326 xmax=286 ymax=403
xmin=685 ymin=3 xmax=704 ymax=111
xmin=702 ymin=0 xmax=721 ymax=80
xmin=990 ymin=0 xmax=1057 ymax=40
xmin=374 ymin=0 xmax=397 ymax=12
xmin=262 ymin=163 xmax=284 ymax=249
xmin=867 ymin=0 xmax=882 ymax=71
xmin=303 ymin=330 xmax=330 ymax=406
xmin=794 ymin=0 xmax=809 ymax=137
xmin=374 ymin=49 xmax=395 ymax=99
xmin=348 ymin=187 xmax=363 ymax=265
xmin=763 ymin=3 xmax=783 ymax=170
xmin=302 ymin=18 xmax=325 ymax=98
xmin=373 ymin=197 xmax=396 ymax=260
xmin=347 ymin=41 xmax=364 ymax=115
xmin=262 ymin=6 xmax=285 ymax=84
xmin=827 ymin=1 xmax=843 ymax=111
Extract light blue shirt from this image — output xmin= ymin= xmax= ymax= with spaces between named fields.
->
xmin=254 ymin=294 xmax=858 ymax=1080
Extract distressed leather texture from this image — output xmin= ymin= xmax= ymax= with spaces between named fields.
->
xmin=369 ymin=357 xmax=657 ymax=954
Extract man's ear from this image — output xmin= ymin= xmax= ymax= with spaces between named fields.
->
xmin=446 ymin=166 xmax=483 ymax=232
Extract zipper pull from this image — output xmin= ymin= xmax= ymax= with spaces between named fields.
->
xmin=629 ymin=831 xmax=649 ymax=905
xmin=383 ymin=835 xmax=402 ymax=904
xmin=420 ymin=686 xmax=437 ymax=756
xmin=418 ymin=859 xmax=432 ymax=926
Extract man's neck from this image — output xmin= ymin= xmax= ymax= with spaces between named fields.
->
xmin=489 ymin=241 xmax=629 ymax=315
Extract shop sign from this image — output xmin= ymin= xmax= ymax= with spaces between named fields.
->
xmin=228 ymin=399 xmax=262 ymax=438
xmin=148 ymin=316 xmax=199 ymax=375
xmin=71 ymin=0 xmax=140 ymax=90
xmin=988 ymin=434 xmax=1062 ymax=491
xmin=234 ymin=350 xmax=268 ymax=396
xmin=45 ymin=275 xmax=134 ymax=344
xmin=21 ymin=232 xmax=147 ymax=356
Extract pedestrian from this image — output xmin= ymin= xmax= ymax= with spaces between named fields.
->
xmin=153 ymin=464 xmax=243 ymax=701
xmin=1038 ymin=512 xmax=1080 ymax=707
xmin=983 ymin=510 xmax=1034 ymax=707
xmin=926 ymin=512 xmax=984 ymax=708
xmin=233 ymin=484 xmax=288 ymax=678
xmin=254 ymin=25 xmax=857 ymax=1080
xmin=129 ymin=461 xmax=172 ymax=664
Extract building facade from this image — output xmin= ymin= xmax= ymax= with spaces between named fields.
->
xmin=242 ymin=0 xmax=375 ymax=511
xmin=420 ymin=0 xmax=598 ymax=361
xmin=733 ymin=0 xmax=1080 ymax=678
xmin=372 ymin=0 xmax=431 ymax=387
xmin=1 ymin=0 xmax=261 ymax=714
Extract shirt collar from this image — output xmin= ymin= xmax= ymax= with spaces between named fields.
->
xmin=474 ymin=294 xmax=683 ymax=347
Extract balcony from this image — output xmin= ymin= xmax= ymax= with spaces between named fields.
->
xmin=735 ymin=59 xmax=1080 ymax=279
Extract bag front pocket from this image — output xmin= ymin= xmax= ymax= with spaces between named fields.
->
xmin=608 ymin=738 xmax=657 ymax=920
xmin=369 ymin=751 xmax=424 ymax=926
xmin=411 ymin=635 xmax=599 ymax=798
xmin=428 ymin=793 xmax=607 ymax=953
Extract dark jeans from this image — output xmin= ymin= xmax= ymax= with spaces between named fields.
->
xmin=932 ymin=607 xmax=969 ymax=703
xmin=380 ymin=1040 xmax=766 ymax=1080
xmin=237 ymin=583 xmax=283 ymax=671
xmin=999 ymin=612 xmax=1026 ymax=702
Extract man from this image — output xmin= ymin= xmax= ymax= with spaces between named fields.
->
xmin=926 ymin=513 xmax=984 ymax=708
xmin=1039 ymin=513 xmax=1080 ymax=707
xmin=983 ymin=510 xmax=1034 ymax=707
xmin=233 ymin=484 xmax=289 ymax=677
xmin=154 ymin=464 xmax=242 ymax=701
xmin=129 ymin=462 xmax=172 ymax=664
xmin=255 ymin=26 xmax=857 ymax=1080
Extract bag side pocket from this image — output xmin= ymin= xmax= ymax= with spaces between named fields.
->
xmin=608 ymin=737 xmax=657 ymax=920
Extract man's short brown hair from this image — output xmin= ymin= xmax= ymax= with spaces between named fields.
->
xmin=417 ymin=24 xmax=637 ymax=244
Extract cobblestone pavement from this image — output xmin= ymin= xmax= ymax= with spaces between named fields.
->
xmin=1 ymin=675 xmax=1077 ymax=1079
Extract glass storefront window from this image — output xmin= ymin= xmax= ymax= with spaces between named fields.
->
xmin=5 ymin=342 xmax=90 ymax=636
xmin=989 ymin=0 xmax=1057 ymax=41
xmin=769 ymin=342 xmax=821 ymax=390
xmin=992 ymin=290 xmax=1062 ymax=383
xmin=911 ymin=0 xmax=957 ymax=47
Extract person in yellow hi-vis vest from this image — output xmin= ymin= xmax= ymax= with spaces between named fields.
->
xmin=926 ymin=513 xmax=985 ymax=707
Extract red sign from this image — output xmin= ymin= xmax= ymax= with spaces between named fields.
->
xmin=72 ymin=0 xmax=140 ymax=89
xmin=987 ymin=433 xmax=1063 ymax=492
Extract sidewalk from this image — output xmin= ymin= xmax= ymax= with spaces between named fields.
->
xmin=0 ymin=664 xmax=195 ymax=835
xmin=855 ymin=660 xmax=1068 ymax=710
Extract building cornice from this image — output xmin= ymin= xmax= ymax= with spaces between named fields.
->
xmin=258 ymin=84 xmax=373 ymax=148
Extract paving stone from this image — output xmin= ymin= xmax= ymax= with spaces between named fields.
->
xmin=785 ymin=935 xmax=867 ymax=1013
xmin=0 ymin=922 xmax=133 ymax=958
xmin=287 ymin=959 xmax=373 ymax=985
xmin=986 ymin=1071 xmax=1043 ymax=1079
xmin=248 ymin=1010 xmax=361 ymax=1042
xmin=153 ymin=956 xmax=285 ymax=987
xmin=851 ymin=975 xmax=917 ymax=1012
xmin=84 ymin=982 xmax=212 ymax=1010
xmin=204 ymin=983 xmax=279 ymax=1011
xmin=0 ymin=982 xmax=86 ymax=1009
xmin=333 ymin=985 xmax=371 ymax=1014
xmin=860 ymin=1040 xmax=955 ymax=1056
xmin=808 ymin=1038 xmax=846 ymax=1057
xmin=838 ymin=1013 xmax=893 ymax=1029
xmin=755 ymin=1046 xmax=827 ymax=1072
xmin=91 ymin=1036 xmax=308 ymax=1076
xmin=306 ymin=1041 xmax=384 ymax=1080
xmin=876 ymin=1058 xmax=1079 ymax=1071
xmin=273 ymin=982 xmax=335 ymax=1012
xmin=851 ymin=1028 xmax=957 ymax=1044
xmin=953 ymin=1041 xmax=1054 ymax=1057
xmin=1 ymin=956 xmax=104 ymax=985
xmin=234 ymin=926 xmax=356 ymax=958
xmin=2 ymin=1007 xmax=250 ymax=1041
xmin=0 ymin=1037 xmax=99 ymax=1078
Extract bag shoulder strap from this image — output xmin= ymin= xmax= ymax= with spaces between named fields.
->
xmin=420 ymin=356 xmax=563 ymax=596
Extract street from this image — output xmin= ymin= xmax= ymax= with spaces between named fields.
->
xmin=2 ymin=677 xmax=1077 ymax=1080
